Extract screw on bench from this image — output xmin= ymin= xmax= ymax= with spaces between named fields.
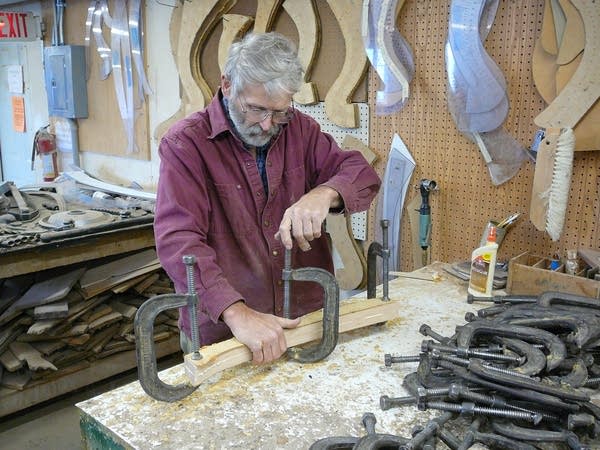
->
xmin=429 ymin=349 xmax=469 ymax=367
xmin=183 ymin=255 xmax=202 ymax=361
xmin=419 ymin=324 xmax=453 ymax=344
xmin=475 ymin=361 xmax=539 ymax=381
xmin=380 ymin=384 xmax=451 ymax=411
xmin=380 ymin=394 xmax=417 ymax=410
xmin=366 ymin=219 xmax=390 ymax=301
xmin=403 ymin=411 xmax=454 ymax=450
xmin=422 ymin=340 xmax=523 ymax=364
xmin=384 ymin=353 xmax=421 ymax=367
xmin=584 ymin=377 xmax=600 ymax=387
xmin=445 ymin=383 xmax=557 ymax=421
xmin=467 ymin=293 xmax=537 ymax=304
xmin=418 ymin=400 xmax=542 ymax=425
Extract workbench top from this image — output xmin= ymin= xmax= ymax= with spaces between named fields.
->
xmin=76 ymin=263 xmax=596 ymax=449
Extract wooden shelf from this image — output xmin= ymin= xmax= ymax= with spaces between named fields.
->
xmin=0 ymin=336 xmax=180 ymax=419
xmin=0 ymin=225 xmax=183 ymax=419
xmin=0 ymin=225 xmax=155 ymax=279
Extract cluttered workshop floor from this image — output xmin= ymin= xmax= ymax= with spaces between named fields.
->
xmin=0 ymin=353 xmax=181 ymax=450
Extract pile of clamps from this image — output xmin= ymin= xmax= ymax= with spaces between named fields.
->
xmin=310 ymin=291 xmax=600 ymax=449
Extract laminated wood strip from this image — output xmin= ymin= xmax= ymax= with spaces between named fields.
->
xmin=184 ymin=297 xmax=403 ymax=386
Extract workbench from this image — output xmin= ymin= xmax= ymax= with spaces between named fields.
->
xmin=75 ymin=263 xmax=470 ymax=448
xmin=76 ymin=263 xmax=600 ymax=449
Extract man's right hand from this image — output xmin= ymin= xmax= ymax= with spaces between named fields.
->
xmin=221 ymin=301 xmax=300 ymax=364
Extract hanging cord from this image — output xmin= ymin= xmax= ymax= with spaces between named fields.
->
xmin=52 ymin=0 xmax=65 ymax=46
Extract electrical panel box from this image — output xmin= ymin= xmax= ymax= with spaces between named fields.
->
xmin=44 ymin=45 xmax=88 ymax=118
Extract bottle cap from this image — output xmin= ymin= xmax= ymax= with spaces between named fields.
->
xmin=487 ymin=225 xmax=497 ymax=243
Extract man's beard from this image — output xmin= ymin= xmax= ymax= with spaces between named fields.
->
xmin=228 ymin=102 xmax=280 ymax=147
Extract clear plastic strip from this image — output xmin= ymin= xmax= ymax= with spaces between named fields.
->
xmin=128 ymin=0 xmax=153 ymax=105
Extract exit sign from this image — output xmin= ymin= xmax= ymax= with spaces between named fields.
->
xmin=0 ymin=11 xmax=39 ymax=41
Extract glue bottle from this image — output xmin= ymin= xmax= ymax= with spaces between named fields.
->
xmin=468 ymin=225 xmax=498 ymax=297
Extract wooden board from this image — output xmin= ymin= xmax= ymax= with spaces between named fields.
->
xmin=184 ymin=297 xmax=403 ymax=386
xmin=253 ymin=0 xmax=283 ymax=32
xmin=218 ymin=14 xmax=254 ymax=73
xmin=0 ymin=337 xmax=179 ymax=418
xmin=283 ymin=0 xmax=320 ymax=105
xmin=534 ymin=0 xmax=600 ymax=129
xmin=177 ymin=0 xmax=236 ymax=117
xmin=324 ymin=0 xmax=368 ymax=128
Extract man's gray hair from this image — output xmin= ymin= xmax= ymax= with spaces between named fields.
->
xmin=223 ymin=32 xmax=304 ymax=99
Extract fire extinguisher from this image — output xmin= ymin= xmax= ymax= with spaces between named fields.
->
xmin=31 ymin=125 xmax=59 ymax=182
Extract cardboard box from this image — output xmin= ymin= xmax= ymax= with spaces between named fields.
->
xmin=507 ymin=252 xmax=600 ymax=298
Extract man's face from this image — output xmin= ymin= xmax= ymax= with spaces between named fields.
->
xmin=225 ymin=82 xmax=293 ymax=147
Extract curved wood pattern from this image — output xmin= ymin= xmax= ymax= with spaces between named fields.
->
xmin=218 ymin=14 xmax=254 ymax=73
xmin=556 ymin=53 xmax=600 ymax=151
xmin=183 ymin=297 xmax=403 ymax=387
xmin=541 ymin=0 xmax=558 ymax=55
xmin=556 ymin=0 xmax=584 ymax=66
xmin=283 ymin=0 xmax=320 ymax=105
xmin=177 ymin=0 xmax=236 ymax=116
xmin=324 ymin=0 xmax=369 ymax=128
xmin=534 ymin=0 xmax=600 ymax=129
xmin=532 ymin=38 xmax=557 ymax=105
xmin=253 ymin=0 xmax=283 ymax=33
xmin=327 ymin=214 xmax=364 ymax=290
xmin=326 ymin=136 xmax=378 ymax=290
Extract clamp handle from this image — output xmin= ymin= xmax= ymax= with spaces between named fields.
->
xmin=367 ymin=219 xmax=390 ymax=300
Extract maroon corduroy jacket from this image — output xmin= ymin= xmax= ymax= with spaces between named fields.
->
xmin=154 ymin=92 xmax=381 ymax=344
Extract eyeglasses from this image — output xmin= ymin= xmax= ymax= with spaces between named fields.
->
xmin=238 ymin=95 xmax=294 ymax=124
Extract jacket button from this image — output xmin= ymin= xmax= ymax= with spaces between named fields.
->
xmin=272 ymin=250 xmax=278 ymax=256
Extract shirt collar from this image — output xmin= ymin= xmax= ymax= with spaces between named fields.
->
xmin=206 ymin=89 xmax=234 ymax=140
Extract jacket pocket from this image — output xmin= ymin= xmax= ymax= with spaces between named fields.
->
xmin=211 ymin=183 xmax=254 ymax=236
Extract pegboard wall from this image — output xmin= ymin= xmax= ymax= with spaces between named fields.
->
xmin=295 ymin=102 xmax=370 ymax=241
xmin=367 ymin=0 xmax=600 ymax=271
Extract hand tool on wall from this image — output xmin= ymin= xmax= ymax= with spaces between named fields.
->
xmin=282 ymin=248 xmax=340 ymax=362
xmin=134 ymin=255 xmax=200 ymax=402
xmin=418 ymin=179 xmax=436 ymax=267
